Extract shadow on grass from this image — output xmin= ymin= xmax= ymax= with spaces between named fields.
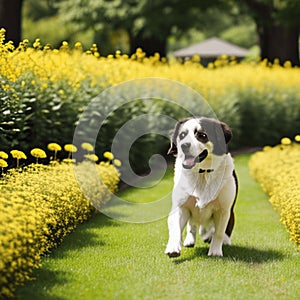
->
xmin=49 ymin=213 xmax=120 ymax=255
xmin=16 ymin=268 xmax=68 ymax=300
xmin=16 ymin=213 xmax=117 ymax=299
xmin=173 ymin=244 xmax=285 ymax=264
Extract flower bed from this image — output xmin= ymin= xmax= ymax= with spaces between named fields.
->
xmin=249 ymin=137 xmax=300 ymax=250
xmin=0 ymin=146 xmax=120 ymax=298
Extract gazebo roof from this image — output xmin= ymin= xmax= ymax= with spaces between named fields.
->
xmin=173 ymin=37 xmax=249 ymax=58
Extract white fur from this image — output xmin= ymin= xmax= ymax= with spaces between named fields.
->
xmin=165 ymin=118 xmax=236 ymax=257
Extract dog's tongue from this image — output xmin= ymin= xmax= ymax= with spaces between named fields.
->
xmin=183 ymin=150 xmax=208 ymax=169
xmin=183 ymin=157 xmax=195 ymax=169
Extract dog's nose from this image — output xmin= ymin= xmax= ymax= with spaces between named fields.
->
xmin=181 ymin=143 xmax=191 ymax=153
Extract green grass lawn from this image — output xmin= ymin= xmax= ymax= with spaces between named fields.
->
xmin=16 ymin=155 xmax=300 ymax=300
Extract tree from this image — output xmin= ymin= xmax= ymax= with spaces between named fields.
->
xmin=238 ymin=0 xmax=300 ymax=65
xmin=55 ymin=0 xmax=227 ymax=57
xmin=0 ymin=0 xmax=23 ymax=45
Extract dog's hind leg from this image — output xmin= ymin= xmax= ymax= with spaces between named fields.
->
xmin=183 ymin=220 xmax=197 ymax=247
xmin=200 ymin=225 xmax=215 ymax=243
xmin=223 ymin=210 xmax=234 ymax=245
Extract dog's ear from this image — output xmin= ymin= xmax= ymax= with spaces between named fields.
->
xmin=200 ymin=118 xmax=233 ymax=155
xmin=167 ymin=120 xmax=185 ymax=156
xmin=220 ymin=121 xmax=233 ymax=144
xmin=167 ymin=127 xmax=178 ymax=156
xmin=167 ymin=135 xmax=177 ymax=156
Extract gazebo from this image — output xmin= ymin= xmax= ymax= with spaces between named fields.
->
xmin=173 ymin=37 xmax=249 ymax=65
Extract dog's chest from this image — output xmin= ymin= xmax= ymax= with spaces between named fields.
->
xmin=193 ymin=171 xmax=225 ymax=208
xmin=183 ymin=195 xmax=220 ymax=222
xmin=174 ymin=155 xmax=233 ymax=208
xmin=175 ymin=171 xmax=224 ymax=208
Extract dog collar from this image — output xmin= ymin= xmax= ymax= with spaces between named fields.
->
xmin=199 ymin=168 xmax=214 ymax=173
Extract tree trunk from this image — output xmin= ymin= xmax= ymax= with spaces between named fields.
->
xmin=257 ymin=22 xmax=300 ymax=66
xmin=0 ymin=0 xmax=23 ymax=46
xmin=130 ymin=34 xmax=167 ymax=58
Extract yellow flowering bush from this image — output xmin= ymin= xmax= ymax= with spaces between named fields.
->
xmin=1 ymin=28 xmax=300 ymax=158
xmin=0 ymin=154 xmax=120 ymax=298
xmin=249 ymin=137 xmax=300 ymax=250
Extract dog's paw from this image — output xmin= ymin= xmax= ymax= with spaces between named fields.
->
xmin=165 ymin=243 xmax=181 ymax=258
xmin=183 ymin=234 xmax=195 ymax=248
xmin=208 ymin=246 xmax=223 ymax=257
xmin=223 ymin=234 xmax=231 ymax=245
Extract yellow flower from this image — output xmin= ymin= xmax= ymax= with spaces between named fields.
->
xmin=0 ymin=151 xmax=8 ymax=159
xmin=30 ymin=148 xmax=47 ymax=159
xmin=33 ymin=38 xmax=41 ymax=49
xmin=62 ymin=158 xmax=76 ymax=164
xmin=48 ymin=143 xmax=62 ymax=152
xmin=295 ymin=135 xmax=300 ymax=142
xmin=84 ymin=154 xmax=99 ymax=162
xmin=281 ymin=137 xmax=292 ymax=145
xmin=64 ymin=144 xmax=77 ymax=153
xmin=103 ymin=151 xmax=114 ymax=160
xmin=263 ymin=146 xmax=272 ymax=152
xmin=0 ymin=159 xmax=8 ymax=168
xmin=64 ymin=144 xmax=77 ymax=159
xmin=113 ymin=159 xmax=122 ymax=167
xmin=75 ymin=42 xmax=82 ymax=48
xmin=10 ymin=150 xmax=27 ymax=160
xmin=47 ymin=143 xmax=61 ymax=161
xmin=81 ymin=142 xmax=94 ymax=152
xmin=10 ymin=150 xmax=27 ymax=167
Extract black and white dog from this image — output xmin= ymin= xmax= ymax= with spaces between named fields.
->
xmin=165 ymin=116 xmax=238 ymax=257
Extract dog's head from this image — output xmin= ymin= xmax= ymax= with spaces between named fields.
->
xmin=168 ymin=117 xmax=232 ymax=169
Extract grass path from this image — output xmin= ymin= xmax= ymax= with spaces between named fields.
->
xmin=16 ymin=155 xmax=300 ymax=300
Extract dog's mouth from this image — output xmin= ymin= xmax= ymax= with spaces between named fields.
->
xmin=182 ymin=149 xmax=208 ymax=169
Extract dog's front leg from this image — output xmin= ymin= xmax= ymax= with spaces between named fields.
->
xmin=208 ymin=210 xmax=230 ymax=257
xmin=165 ymin=206 xmax=189 ymax=258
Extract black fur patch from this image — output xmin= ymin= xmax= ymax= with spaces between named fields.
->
xmin=168 ymin=116 xmax=233 ymax=156
xmin=199 ymin=117 xmax=232 ymax=155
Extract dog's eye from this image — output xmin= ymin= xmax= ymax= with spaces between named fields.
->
xmin=179 ymin=131 xmax=187 ymax=140
xmin=195 ymin=131 xmax=208 ymax=142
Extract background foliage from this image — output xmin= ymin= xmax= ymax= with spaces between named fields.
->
xmin=1 ymin=30 xmax=300 ymax=172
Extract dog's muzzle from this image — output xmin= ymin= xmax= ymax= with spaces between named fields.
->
xmin=183 ymin=149 xmax=208 ymax=169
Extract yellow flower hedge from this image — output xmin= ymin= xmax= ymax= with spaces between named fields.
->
xmin=249 ymin=137 xmax=300 ymax=250
xmin=1 ymin=28 xmax=300 ymax=160
xmin=0 ymin=155 xmax=120 ymax=298
xmin=1 ymin=31 xmax=299 ymax=102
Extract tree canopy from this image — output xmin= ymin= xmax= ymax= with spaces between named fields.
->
xmin=0 ymin=0 xmax=299 ymax=64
